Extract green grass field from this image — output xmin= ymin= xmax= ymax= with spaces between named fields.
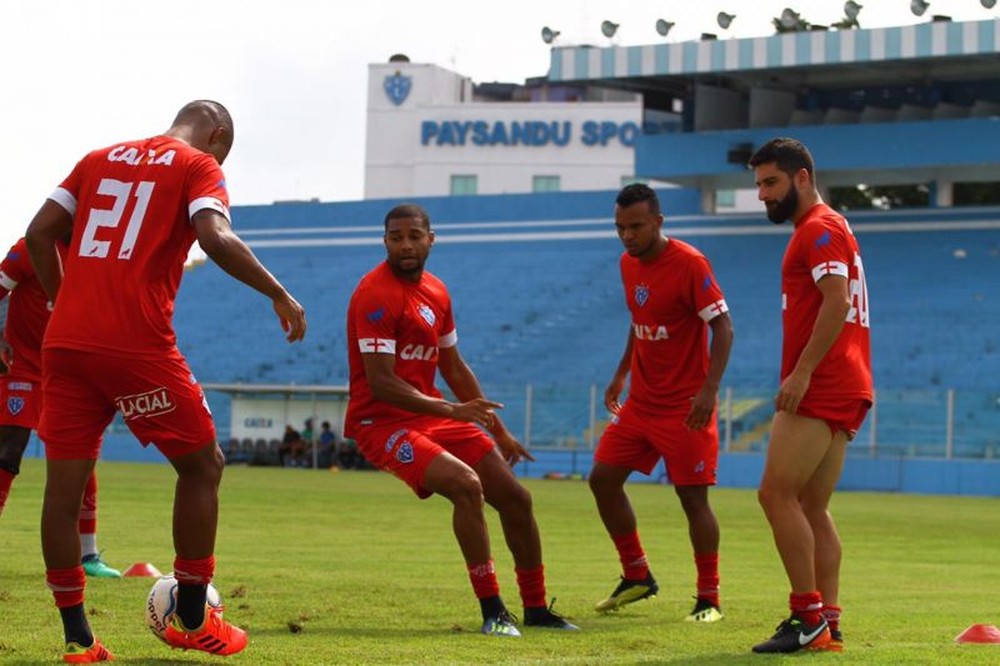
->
xmin=1 ymin=459 xmax=999 ymax=664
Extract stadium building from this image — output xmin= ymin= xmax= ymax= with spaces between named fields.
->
xmin=38 ymin=17 xmax=999 ymax=496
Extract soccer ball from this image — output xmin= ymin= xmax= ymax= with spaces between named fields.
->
xmin=146 ymin=573 xmax=223 ymax=641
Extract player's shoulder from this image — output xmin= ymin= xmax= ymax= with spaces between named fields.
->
xmin=354 ymin=263 xmax=400 ymax=298
xmin=795 ymin=204 xmax=850 ymax=243
xmin=667 ymin=237 xmax=706 ymax=260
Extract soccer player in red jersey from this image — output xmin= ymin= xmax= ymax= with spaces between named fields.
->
xmin=25 ymin=100 xmax=306 ymax=663
xmin=588 ymin=184 xmax=734 ymax=621
xmin=0 ymin=237 xmax=120 ymax=578
xmin=749 ymin=138 xmax=872 ymax=654
xmin=346 ymin=203 xmax=577 ymax=637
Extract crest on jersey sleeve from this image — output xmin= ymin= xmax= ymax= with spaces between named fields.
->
xmin=7 ymin=397 xmax=24 ymax=416
xmin=384 ymin=72 xmax=412 ymax=106
xmin=418 ymin=304 xmax=436 ymax=327
xmin=634 ymin=283 xmax=650 ymax=308
xmin=396 ymin=442 xmax=415 ymax=463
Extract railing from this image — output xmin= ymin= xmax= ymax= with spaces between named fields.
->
xmin=477 ymin=384 xmax=1000 ymax=461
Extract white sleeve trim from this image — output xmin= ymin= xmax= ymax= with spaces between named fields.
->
xmin=438 ymin=329 xmax=458 ymax=348
xmin=0 ymin=271 xmax=17 ymax=290
xmin=49 ymin=187 xmax=77 ymax=216
xmin=698 ymin=299 xmax=729 ymax=322
xmin=811 ymin=261 xmax=848 ymax=283
xmin=188 ymin=197 xmax=231 ymax=223
xmin=358 ymin=338 xmax=396 ymax=354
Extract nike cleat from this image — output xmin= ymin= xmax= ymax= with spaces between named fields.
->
xmin=480 ymin=609 xmax=522 ymax=637
xmin=752 ymin=614 xmax=830 ymax=653
xmin=163 ymin=607 xmax=248 ymax=655
xmin=82 ymin=555 xmax=121 ymax=579
xmin=595 ymin=572 xmax=659 ymax=613
xmin=63 ymin=638 xmax=114 ymax=663
xmin=524 ymin=599 xmax=580 ymax=630
xmin=685 ymin=597 xmax=724 ymax=622
xmin=822 ymin=628 xmax=844 ymax=652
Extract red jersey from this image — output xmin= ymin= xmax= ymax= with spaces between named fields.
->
xmin=620 ymin=238 xmax=729 ymax=411
xmin=43 ymin=136 xmax=230 ymax=358
xmin=0 ymin=238 xmax=68 ymax=381
xmin=345 ymin=262 xmax=457 ymax=436
xmin=781 ymin=203 xmax=873 ymax=400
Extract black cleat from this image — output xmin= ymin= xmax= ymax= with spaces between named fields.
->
xmin=524 ymin=599 xmax=580 ymax=630
xmin=595 ymin=572 xmax=659 ymax=613
xmin=752 ymin=614 xmax=831 ymax=653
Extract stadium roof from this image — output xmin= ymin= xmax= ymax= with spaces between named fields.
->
xmin=547 ymin=19 xmax=1000 ymax=96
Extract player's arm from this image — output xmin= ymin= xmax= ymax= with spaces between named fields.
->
xmin=25 ymin=200 xmax=73 ymax=303
xmin=686 ymin=312 xmax=735 ymax=429
xmin=775 ymin=275 xmax=851 ymax=414
xmin=193 ymin=210 xmax=306 ymax=342
xmin=438 ymin=346 xmax=534 ymax=463
xmin=604 ymin=326 xmax=634 ymax=414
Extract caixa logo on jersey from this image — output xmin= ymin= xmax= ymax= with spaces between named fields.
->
xmin=115 ymin=387 xmax=176 ymax=420
xmin=384 ymin=72 xmax=412 ymax=106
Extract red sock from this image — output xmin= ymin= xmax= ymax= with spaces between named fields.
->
xmin=46 ymin=566 xmax=86 ymax=608
xmin=612 ymin=530 xmax=649 ymax=580
xmin=823 ymin=604 xmax=842 ymax=634
xmin=694 ymin=552 xmax=720 ymax=606
xmin=0 ymin=468 xmax=14 ymax=515
xmin=467 ymin=560 xmax=500 ymax=599
xmin=174 ymin=555 xmax=216 ymax=585
xmin=515 ymin=565 xmax=546 ymax=609
xmin=78 ymin=473 xmax=98 ymax=535
xmin=790 ymin=591 xmax=824 ymax=626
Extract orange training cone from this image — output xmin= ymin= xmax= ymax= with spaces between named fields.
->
xmin=123 ymin=562 xmax=163 ymax=578
xmin=955 ymin=624 xmax=1000 ymax=644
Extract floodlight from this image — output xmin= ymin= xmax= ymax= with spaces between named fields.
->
xmin=982 ymin=0 xmax=997 ymax=8
xmin=541 ymin=26 xmax=560 ymax=44
xmin=601 ymin=20 xmax=619 ymax=38
xmin=655 ymin=18 xmax=675 ymax=37
xmin=844 ymin=1 xmax=862 ymax=20
xmin=910 ymin=0 xmax=930 ymax=16
xmin=717 ymin=12 xmax=736 ymax=30
xmin=780 ymin=8 xmax=801 ymax=29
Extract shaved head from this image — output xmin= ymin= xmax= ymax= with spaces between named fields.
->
xmin=166 ymin=100 xmax=234 ymax=165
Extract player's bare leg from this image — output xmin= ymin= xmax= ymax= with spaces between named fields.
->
xmin=675 ymin=484 xmax=723 ymax=621
xmin=589 ymin=462 xmax=658 ymax=612
xmin=476 ymin=448 xmax=577 ymax=630
xmin=162 ymin=442 xmax=247 ymax=655
xmin=42 ymin=457 xmax=109 ymax=658
xmin=424 ymin=451 xmax=520 ymax=635
xmin=758 ymin=412 xmax=833 ymax=593
xmin=800 ymin=429 xmax=849 ymax=649
xmin=0 ymin=425 xmax=31 ymax=516
xmin=423 ymin=452 xmax=491 ymax=565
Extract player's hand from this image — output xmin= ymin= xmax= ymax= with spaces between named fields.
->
xmin=775 ymin=370 xmax=810 ymax=414
xmin=450 ymin=398 xmax=504 ymax=428
xmin=0 ymin=339 xmax=12 ymax=375
xmin=603 ymin=374 xmax=627 ymax=414
xmin=493 ymin=430 xmax=535 ymax=465
xmin=685 ymin=385 xmax=717 ymax=430
xmin=273 ymin=292 xmax=306 ymax=342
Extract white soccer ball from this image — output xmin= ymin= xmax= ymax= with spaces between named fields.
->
xmin=146 ymin=573 xmax=223 ymax=641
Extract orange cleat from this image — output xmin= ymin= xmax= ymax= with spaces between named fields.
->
xmin=163 ymin=607 xmax=248 ymax=656
xmin=63 ymin=637 xmax=114 ymax=663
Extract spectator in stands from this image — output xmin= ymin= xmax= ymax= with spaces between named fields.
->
xmin=337 ymin=436 xmax=362 ymax=470
xmin=748 ymin=137 xmax=872 ymax=654
xmin=279 ymin=424 xmax=304 ymax=467
xmin=25 ymin=99 xmax=306 ymax=661
xmin=318 ymin=421 xmax=337 ymax=468
xmin=0 ymin=237 xmax=120 ymax=578
xmin=587 ymin=184 xmax=734 ymax=623
xmin=345 ymin=203 xmax=577 ymax=636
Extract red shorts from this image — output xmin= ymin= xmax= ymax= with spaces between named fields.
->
xmin=0 ymin=376 xmax=41 ymax=429
xmin=354 ymin=416 xmax=495 ymax=499
xmin=797 ymin=397 xmax=872 ymax=440
xmin=594 ymin=401 xmax=718 ymax=486
xmin=39 ymin=348 xmax=216 ymax=460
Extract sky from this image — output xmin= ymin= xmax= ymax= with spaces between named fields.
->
xmin=1 ymin=0 xmax=996 ymax=251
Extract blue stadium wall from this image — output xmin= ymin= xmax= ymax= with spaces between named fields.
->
xmin=28 ymin=190 xmax=1000 ymax=497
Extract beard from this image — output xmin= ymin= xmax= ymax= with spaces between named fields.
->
xmin=765 ymin=186 xmax=799 ymax=224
